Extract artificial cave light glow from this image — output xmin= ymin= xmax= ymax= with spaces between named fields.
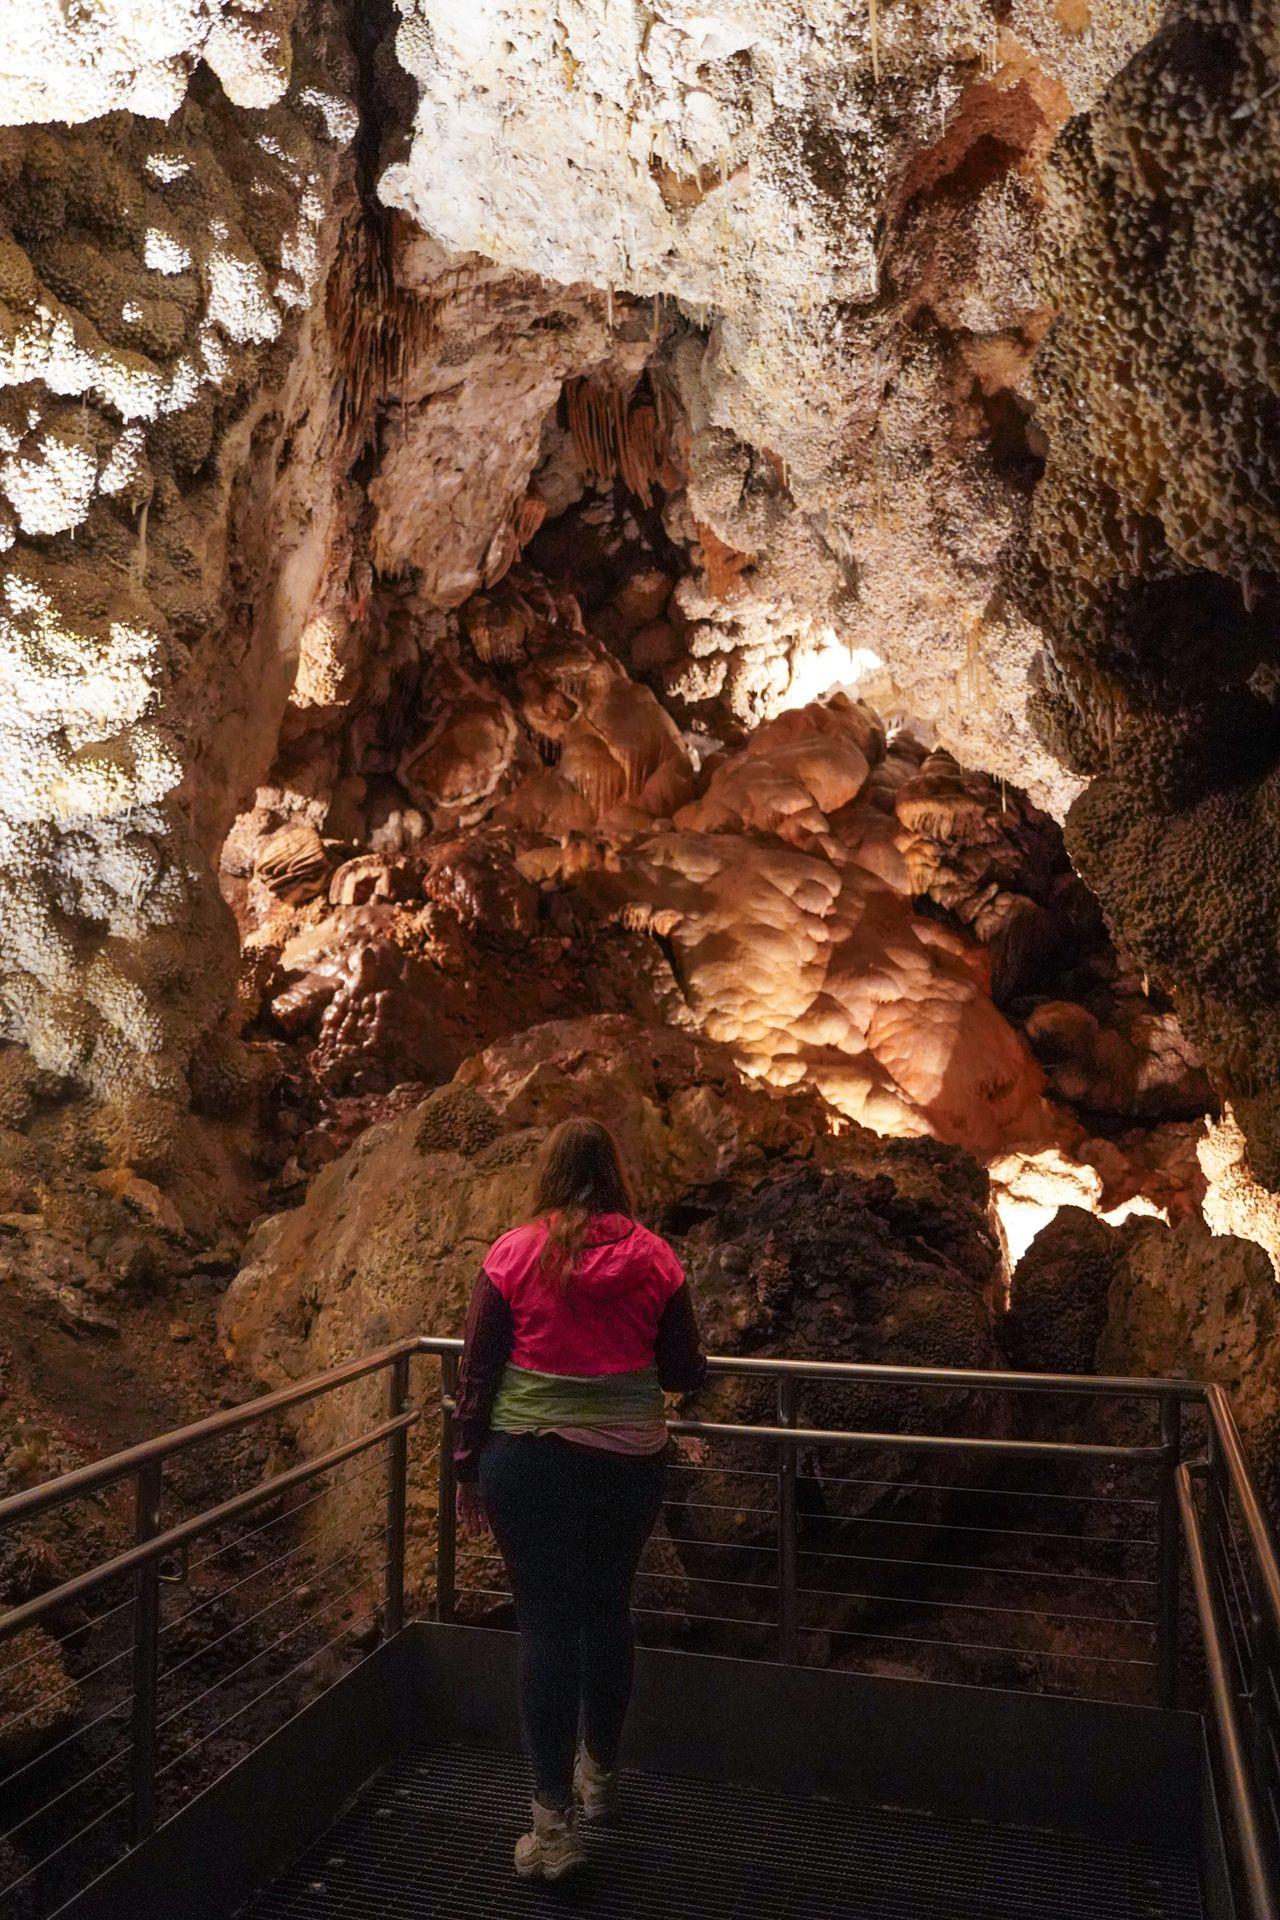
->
xmin=774 ymin=634 xmax=887 ymax=715
xmin=991 ymin=1148 xmax=1171 ymax=1270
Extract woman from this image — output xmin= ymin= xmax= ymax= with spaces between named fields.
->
xmin=453 ymin=1117 xmax=706 ymax=1881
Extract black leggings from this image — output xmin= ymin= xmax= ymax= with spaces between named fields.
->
xmin=479 ymin=1433 xmax=667 ymax=1806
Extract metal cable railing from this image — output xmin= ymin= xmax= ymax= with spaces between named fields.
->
xmin=0 ymin=1344 xmax=416 ymax=1917
xmin=443 ymin=1364 xmax=1178 ymax=1703
xmin=1185 ymin=1388 xmax=1280 ymax=1920
xmin=1 ymin=1334 xmax=1277 ymax=1920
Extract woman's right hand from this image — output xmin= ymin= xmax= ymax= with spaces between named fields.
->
xmin=456 ymin=1482 xmax=490 ymax=1539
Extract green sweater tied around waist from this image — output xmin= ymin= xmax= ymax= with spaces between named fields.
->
xmin=490 ymin=1363 xmax=665 ymax=1432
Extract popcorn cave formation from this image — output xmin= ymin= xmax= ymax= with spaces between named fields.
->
xmin=2 ymin=0 xmax=1280 ymax=1557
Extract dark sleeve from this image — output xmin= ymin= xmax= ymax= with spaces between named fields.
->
xmin=453 ymin=1271 xmax=513 ymax=1483
xmin=655 ymin=1282 xmax=707 ymax=1394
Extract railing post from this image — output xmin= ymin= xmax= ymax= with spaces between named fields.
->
xmin=437 ymin=1350 xmax=458 ymax=1625
xmin=777 ymin=1376 xmax=798 ymax=1665
xmin=1205 ymin=1412 xmax=1228 ymax=1636
xmin=129 ymin=1458 xmax=163 ymax=1844
xmin=384 ymin=1351 xmax=411 ymax=1639
xmin=1156 ymin=1392 xmax=1182 ymax=1709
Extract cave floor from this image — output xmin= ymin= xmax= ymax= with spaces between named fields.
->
xmin=238 ymin=1739 xmax=1203 ymax=1920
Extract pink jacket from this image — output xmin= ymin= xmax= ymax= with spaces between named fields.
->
xmin=483 ymin=1212 xmax=685 ymax=1376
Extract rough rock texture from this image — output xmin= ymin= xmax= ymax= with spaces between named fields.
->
xmin=0 ymin=1 xmax=306 ymax=127
xmin=383 ymin=1 xmax=1156 ymax=809
xmin=1006 ymin=1205 xmax=1280 ymax=1495
xmin=220 ymin=1014 xmax=837 ymax=1579
xmin=0 ymin=0 xmax=1222 ymax=1277
xmin=1099 ymin=1216 xmax=1280 ymax=1420
xmin=0 ymin=4 xmax=356 ymax=1125
xmin=1200 ymin=1109 xmax=1280 ymax=1282
xmin=660 ymin=1153 xmax=1007 ymax=1572
xmin=223 ymin=1013 xmax=833 ymax=1399
xmin=676 ymin=1155 xmax=1001 ymax=1386
xmin=1000 ymin=1204 xmax=1119 ymax=1374
xmin=232 ymin=531 xmax=1203 ymax=1225
xmin=1019 ymin=0 xmax=1280 ymax=1187
xmin=0 ymin=1626 xmax=76 ymax=1773
xmin=220 ymin=1011 xmax=1011 ymax=1589
xmin=244 ymin=412 xmax=1218 ymax=1223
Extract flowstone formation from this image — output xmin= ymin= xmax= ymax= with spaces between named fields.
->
xmin=1020 ymin=0 xmax=1280 ymax=1195
xmin=227 ymin=518 xmax=1209 ymax=1240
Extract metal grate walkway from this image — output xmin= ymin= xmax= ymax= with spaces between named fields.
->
xmin=238 ymin=1741 xmax=1205 ymax=1920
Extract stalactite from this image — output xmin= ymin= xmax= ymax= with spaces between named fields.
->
xmin=564 ymin=375 xmax=622 ymax=491
xmin=481 ymin=490 xmax=551 ymax=591
xmin=133 ymin=495 xmax=149 ymax=586
xmin=761 ymin=448 xmax=792 ymax=494
xmin=617 ymin=401 xmax=664 ymax=504
xmin=563 ymin=372 xmax=686 ymax=508
xmin=327 ymin=209 xmax=441 ymax=439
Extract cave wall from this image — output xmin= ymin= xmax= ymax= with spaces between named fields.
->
xmin=0 ymin=0 xmax=1174 ymax=1141
xmin=0 ymin=0 xmax=1268 ymax=1286
xmin=0 ymin=0 xmax=357 ymax=1150
xmin=1019 ymin=0 xmax=1280 ymax=1188
xmin=2 ymin=0 xmax=308 ymax=127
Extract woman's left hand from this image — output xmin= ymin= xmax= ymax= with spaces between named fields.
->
xmin=456 ymin=1482 xmax=490 ymax=1539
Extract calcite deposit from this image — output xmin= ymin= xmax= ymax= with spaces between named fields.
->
xmin=0 ymin=1 xmax=357 ymax=1130
xmin=224 ymin=503 xmax=1206 ymax=1249
xmin=382 ymin=0 xmax=1154 ymax=809
xmin=0 ymin=1 xmax=304 ymax=127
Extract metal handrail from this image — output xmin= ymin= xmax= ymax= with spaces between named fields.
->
xmin=1206 ymin=1385 xmax=1280 ymax=1629
xmin=3 ymin=1327 xmax=1279 ymax=1920
xmin=0 ymin=1337 xmax=423 ymax=1874
xmin=1 ymin=1330 xmax=1199 ymax=1538
xmin=0 ymin=1336 xmax=424 ymax=1529
xmin=1178 ymin=1463 xmax=1280 ymax=1920
xmin=695 ymin=1352 xmax=1204 ymax=1398
xmin=426 ymin=1335 xmax=1192 ymax=1698
xmin=664 ymin=1417 xmax=1165 ymax=1463
xmin=0 ymin=1411 xmax=418 ymax=1642
xmin=413 ymin=1333 xmax=1204 ymax=1397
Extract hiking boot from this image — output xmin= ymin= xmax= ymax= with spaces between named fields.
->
xmin=574 ymin=1747 xmax=616 ymax=1823
xmin=513 ymin=1798 xmax=585 ymax=1881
